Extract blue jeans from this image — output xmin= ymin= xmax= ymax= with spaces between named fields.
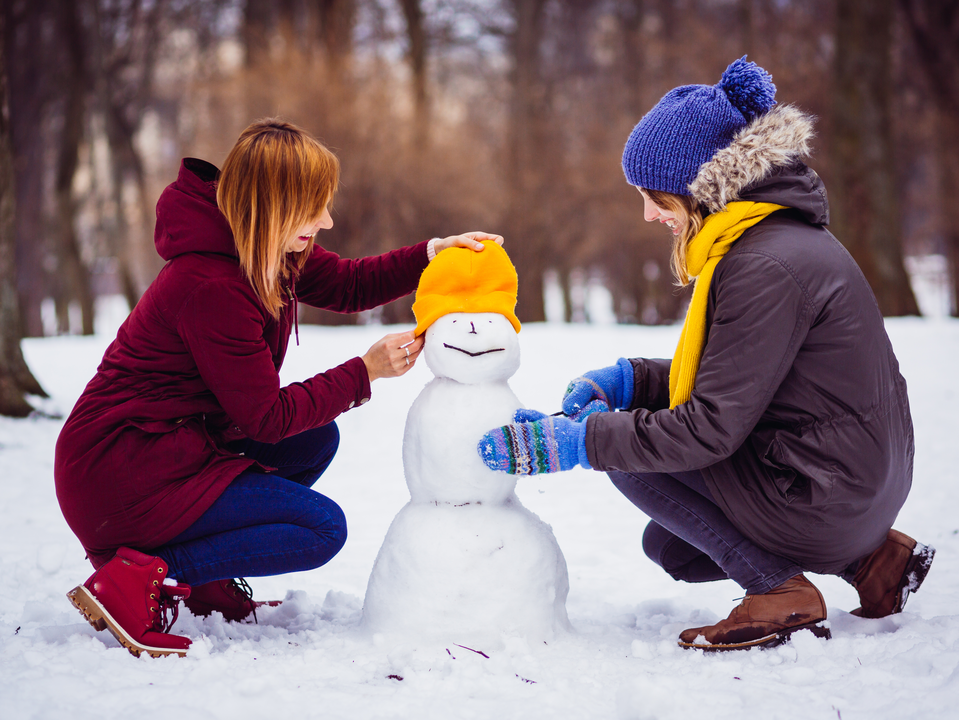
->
xmin=153 ymin=423 xmax=347 ymax=586
xmin=609 ymin=469 xmax=803 ymax=595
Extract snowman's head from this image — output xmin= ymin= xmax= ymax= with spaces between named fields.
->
xmin=424 ymin=312 xmax=520 ymax=383
xmin=412 ymin=241 xmax=521 ymax=384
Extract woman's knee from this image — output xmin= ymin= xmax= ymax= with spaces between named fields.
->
xmin=642 ymin=520 xmax=727 ymax=584
xmin=309 ymin=422 xmax=340 ymax=466
xmin=290 ymin=422 xmax=340 ymax=486
xmin=322 ymin=497 xmax=348 ymax=550
xmin=304 ymin=494 xmax=348 ymax=567
xmin=318 ymin=422 xmax=340 ymax=467
xmin=642 ymin=520 xmax=674 ymax=567
xmin=319 ymin=421 xmax=340 ymax=451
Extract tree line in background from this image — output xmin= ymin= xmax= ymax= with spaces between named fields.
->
xmin=0 ymin=0 xmax=957 ymax=415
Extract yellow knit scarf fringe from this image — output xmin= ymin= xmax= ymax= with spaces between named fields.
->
xmin=668 ymin=201 xmax=786 ymax=409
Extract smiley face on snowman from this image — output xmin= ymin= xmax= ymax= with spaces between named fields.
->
xmin=360 ymin=241 xmax=571 ymax=643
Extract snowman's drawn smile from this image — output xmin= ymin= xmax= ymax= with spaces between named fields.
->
xmin=443 ymin=343 xmax=505 ymax=357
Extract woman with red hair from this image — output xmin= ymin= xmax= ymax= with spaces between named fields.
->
xmin=57 ymin=118 xmax=500 ymax=657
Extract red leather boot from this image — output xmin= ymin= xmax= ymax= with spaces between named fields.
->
xmin=183 ymin=578 xmax=281 ymax=622
xmin=67 ymin=547 xmax=192 ymax=658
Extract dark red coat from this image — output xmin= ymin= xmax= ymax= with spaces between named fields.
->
xmin=55 ymin=158 xmax=429 ymax=567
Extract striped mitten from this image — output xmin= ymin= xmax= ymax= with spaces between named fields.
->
xmin=478 ymin=414 xmax=591 ymax=475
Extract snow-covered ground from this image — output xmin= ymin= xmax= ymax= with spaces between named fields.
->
xmin=1 ymin=312 xmax=956 ymax=720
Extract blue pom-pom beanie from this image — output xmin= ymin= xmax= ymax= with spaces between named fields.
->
xmin=622 ymin=56 xmax=777 ymax=195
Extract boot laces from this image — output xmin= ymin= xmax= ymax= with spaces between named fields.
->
xmin=228 ymin=578 xmax=259 ymax=623
xmin=229 ymin=578 xmax=255 ymax=602
xmin=155 ymin=586 xmax=188 ymax=633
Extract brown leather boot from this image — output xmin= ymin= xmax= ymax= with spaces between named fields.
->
xmin=678 ymin=575 xmax=830 ymax=651
xmin=851 ymin=529 xmax=935 ymax=618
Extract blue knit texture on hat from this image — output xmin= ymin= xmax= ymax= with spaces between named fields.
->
xmin=622 ymin=57 xmax=776 ymax=195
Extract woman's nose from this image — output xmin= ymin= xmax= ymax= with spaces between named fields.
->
xmin=642 ymin=199 xmax=659 ymax=223
xmin=469 ymin=322 xmax=477 ymax=334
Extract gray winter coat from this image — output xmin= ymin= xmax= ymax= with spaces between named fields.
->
xmin=585 ymin=106 xmax=913 ymax=574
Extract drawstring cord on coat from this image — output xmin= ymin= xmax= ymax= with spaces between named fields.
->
xmin=284 ymin=283 xmax=300 ymax=346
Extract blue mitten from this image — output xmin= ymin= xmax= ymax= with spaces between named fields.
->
xmin=478 ymin=414 xmax=591 ymax=475
xmin=561 ymin=358 xmax=635 ymax=421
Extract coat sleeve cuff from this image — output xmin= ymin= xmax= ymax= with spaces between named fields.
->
xmin=616 ymin=357 xmax=635 ymax=410
xmin=579 ymin=414 xmax=594 ymax=469
xmin=345 ymin=356 xmax=372 ymax=410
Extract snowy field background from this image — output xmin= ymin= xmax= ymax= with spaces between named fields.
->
xmin=1 ymin=301 xmax=956 ymax=720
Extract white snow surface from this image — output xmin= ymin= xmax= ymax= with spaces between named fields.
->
xmin=1 ymin=314 xmax=957 ymax=720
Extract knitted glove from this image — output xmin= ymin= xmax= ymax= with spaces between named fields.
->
xmin=478 ymin=414 xmax=591 ymax=475
xmin=561 ymin=358 xmax=635 ymax=421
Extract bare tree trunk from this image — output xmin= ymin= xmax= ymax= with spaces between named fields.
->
xmin=316 ymin=0 xmax=354 ymax=74
xmin=399 ymin=0 xmax=429 ymax=150
xmin=244 ymin=0 xmax=274 ymax=69
xmin=899 ymin=0 xmax=958 ymax=316
xmin=738 ymin=0 xmax=755 ymax=58
xmin=620 ymin=0 xmax=646 ymax=119
xmin=0 ymin=5 xmax=48 ymax=415
xmin=831 ymin=0 xmax=919 ymax=316
xmin=937 ymin=101 xmax=959 ymax=317
xmin=504 ymin=0 xmax=548 ymax=323
xmin=53 ymin=0 xmax=94 ymax=335
xmin=6 ymin=0 xmax=50 ymax=337
xmin=300 ymin=0 xmax=364 ymax=326
xmin=89 ymin=0 xmax=164 ymax=311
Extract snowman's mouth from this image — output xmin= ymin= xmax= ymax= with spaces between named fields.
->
xmin=443 ymin=343 xmax=505 ymax=357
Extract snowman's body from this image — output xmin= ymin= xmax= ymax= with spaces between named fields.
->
xmin=362 ymin=313 xmax=570 ymax=643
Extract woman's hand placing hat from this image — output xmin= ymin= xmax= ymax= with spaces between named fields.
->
xmin=432 ymin=231 xmax=504 ymax=255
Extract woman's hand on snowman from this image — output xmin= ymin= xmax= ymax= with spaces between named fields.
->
xmin=431 ymin=231 xmax=504 ymax=256
xmin=561 ymin=358 xmax=635 ymax=422
xmin=362 ymin=330 xmax=424 ymax=381
xmin=477 ymin=414 xmax=591 ymax=475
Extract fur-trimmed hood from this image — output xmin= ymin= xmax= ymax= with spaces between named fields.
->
xmin=689 ymin=105 xmax=828 ymax=224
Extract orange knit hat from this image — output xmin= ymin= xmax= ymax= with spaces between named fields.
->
xmin=412 ymin=240 xmax=521 ymax=336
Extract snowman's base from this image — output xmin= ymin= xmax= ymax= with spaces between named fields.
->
xmin=362 ymin=497 xmax=570 ymax=645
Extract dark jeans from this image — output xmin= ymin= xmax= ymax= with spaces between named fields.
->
xmin=153 ymin=423 xmax=347 ymax=586
xmin=609 ymin=469 xmax=805 ymax=595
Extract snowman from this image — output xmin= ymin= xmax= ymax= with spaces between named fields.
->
xmin=361 ymin=241 xmax=570 ymax=645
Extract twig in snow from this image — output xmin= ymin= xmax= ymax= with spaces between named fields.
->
xmin=453 ymin=643 xmax=490 ymax=658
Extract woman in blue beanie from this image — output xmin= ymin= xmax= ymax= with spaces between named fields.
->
xmin=478 ymin=57 xmax=934 ymax=651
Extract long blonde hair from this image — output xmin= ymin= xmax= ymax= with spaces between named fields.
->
xmin=644 ymin=188 xmax=705 ymax=287
xmin=217 ymin=118 xmax=340 ymax=319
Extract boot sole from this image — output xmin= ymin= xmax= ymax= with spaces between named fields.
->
xmin=678 ymin=621 xmax=831 ymax=652
xmin=67 ymin=586 xmax=188 ymax=659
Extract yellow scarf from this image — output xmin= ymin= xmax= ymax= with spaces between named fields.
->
xmin=668 ymin=201 xmax=786 ymax=409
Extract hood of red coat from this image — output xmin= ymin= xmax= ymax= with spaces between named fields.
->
xmin=155 ymin=158 xmax=237 ymax=261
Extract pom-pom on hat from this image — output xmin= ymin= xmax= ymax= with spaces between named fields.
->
xmin=622 ymin=56 xmax=776 ymax=195
xmin=412 ymin=240 xmax=521 ymax=336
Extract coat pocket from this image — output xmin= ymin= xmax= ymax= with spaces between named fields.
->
xmin=759 ymin=435 xmax=811 ymax=504
xmin=127 ymin=417 xmax=191 ymax=434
